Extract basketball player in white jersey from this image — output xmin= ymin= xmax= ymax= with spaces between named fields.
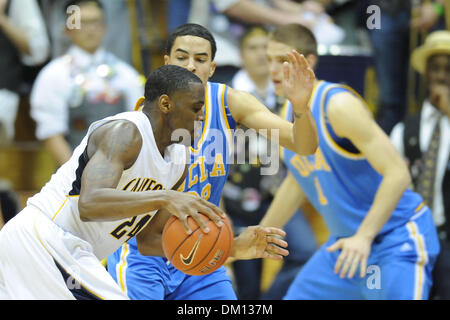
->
xmin=0 ymin=65 xmax=287 ymax=300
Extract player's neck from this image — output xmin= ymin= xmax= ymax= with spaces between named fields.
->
xmin=143 ymin=111 xmax=172 ymax=157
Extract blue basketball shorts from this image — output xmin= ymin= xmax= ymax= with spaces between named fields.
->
xmin=107 ymin=238 xmax=237 ymax=300
xmin=284 ymin=208 xmax=440 ymax=300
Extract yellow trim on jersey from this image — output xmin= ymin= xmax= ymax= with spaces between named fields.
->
xmin=190 ymin=82 xmax=210 ymax=154
xmin=415 ymin=202 xmax=425 ymax=213
xmin=319 ymin=84 xmax=365 ymax=160
xmin=219 ymin=84 xmax=234 ymax=152
xmin=407 ymin=221 xmax=427 ymax=300
xmin=51 ymin=198 xmax=68 ymax=221
xmin=118 ymin=243 xmax=129 ymax=293
xmin=33 ymin=213 xmax=105 ymax=300
xmin=134 ymin=96 xmax=145 ymax=111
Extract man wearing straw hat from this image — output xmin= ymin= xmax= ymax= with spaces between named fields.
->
xmin=391 ymin=30 xmax=450 ymax=299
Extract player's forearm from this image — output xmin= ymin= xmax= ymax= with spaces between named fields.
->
xmin=78 ymin=189 xmax=173 ymax=222
xmin=291 ymin=109 xmax=318 ymax=155
xmin=356 ymin=166 xmax=411 ymax=241
xmin=260 ymin=173 xmax=305 ymax=229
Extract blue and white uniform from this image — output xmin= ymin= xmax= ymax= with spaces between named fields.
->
xmin=281 ymin=81 xmax=440 ymax=300
xmin=107 ymin=82 xmax=238 ymax=300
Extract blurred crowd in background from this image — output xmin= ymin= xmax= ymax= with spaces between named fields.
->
xmin=0 ymin=0 xmax=448 ymax=299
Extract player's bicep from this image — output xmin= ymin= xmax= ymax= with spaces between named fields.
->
xmin=80 ymin=120 xmax=142 ymax=194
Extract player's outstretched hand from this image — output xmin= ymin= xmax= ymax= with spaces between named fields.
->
xmin=162 ymin=190 xmax=226 ymax=235
xmin=231 ymin=226 xmax=289 ymax=261
xmin=282 ymin=50 xmax=315 ymax=113
xmin=326 ymin=234 xmax=372 ymax=279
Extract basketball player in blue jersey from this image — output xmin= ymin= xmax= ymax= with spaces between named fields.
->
xmin=107 ymin=23 xmax=318 ymax=299
xmin=260 ymin=24 xmax=441 ymax=300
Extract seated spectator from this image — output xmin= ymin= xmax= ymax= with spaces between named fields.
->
xmin=30 ymin=0 xmax=143 ymax=167
xmin=0 ymin=0 xmax=49 ymax=143
xmin=0 ymin=0 xmax=49 ymax=229
xmin=231 ymin=26 xmax=277 ymax=111
xmin=390 ymin=30 xmax=450 ymax=300
xmin=188 ymin=0 xmax=344 ymax=84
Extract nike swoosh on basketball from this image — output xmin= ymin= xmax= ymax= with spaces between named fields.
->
xmin=180 ymin=234 xmax=203 ymax=266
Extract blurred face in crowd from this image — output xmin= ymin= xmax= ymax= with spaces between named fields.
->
xmin=164 ymin=36 xmax=216 ymax=85
xmin=426 ymin=54 xmax=450 ymax=112
xmin=66 ymin=2 xmax=106 ymax=54
xmin=240 ymin=30 xmax=270 ymax=79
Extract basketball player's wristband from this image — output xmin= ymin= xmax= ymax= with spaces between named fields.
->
xmin=433 ymin=3 xmax=444 ymax=16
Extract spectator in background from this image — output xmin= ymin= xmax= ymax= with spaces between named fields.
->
xmin=40 ymin=0 xmax=133 ymax=64
xmin=0 ymin=0 xmax=49 ymax=143
xmin=188 ymin=0 xmax=344 ymax=84
xmin=30 ymin=0 xmax=143 ymax=167
xmin=0 ymin=0 xmax=49 ymax=229
xmin=223 ymin=26 xmax=317 ymax=299
xmin=390 ymin=30 xmax=450 ymax=300
xmin=363 ymin=0 xmax=446 ymax=135
xmin=231 ymin=26 xmax=277 ymax=111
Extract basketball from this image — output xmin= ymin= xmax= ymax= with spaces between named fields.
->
xmin=162 ymin=213 xmax=234 ymax=276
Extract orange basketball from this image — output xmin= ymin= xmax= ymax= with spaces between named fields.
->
xmin=162 ymin=213 xmax=234 ymax=276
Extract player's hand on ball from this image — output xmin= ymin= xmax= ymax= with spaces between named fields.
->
xmin=232 ymin=226 xmax=289 ymax=260
xmin=162 ymin=191 xmax=226 ymax=235
xmin=326 ymin=234 xmax=372 ymax=279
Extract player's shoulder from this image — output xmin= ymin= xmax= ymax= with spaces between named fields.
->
xmin=90 ymin=118 xmax=142 ymax=154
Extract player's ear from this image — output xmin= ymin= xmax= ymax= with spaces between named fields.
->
xmin=306 ymin=54 xmax=318 ymax=70
xmin=158 ymin=94 xmax=172 ymax=114
xmin=164 ymin=55 xmax=170 ymax=65
xmin=209 ymin=61 xmax=217 ymax=78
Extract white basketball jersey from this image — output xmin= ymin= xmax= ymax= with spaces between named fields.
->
xmin=27 ymin=111 xmax=187 ymax=259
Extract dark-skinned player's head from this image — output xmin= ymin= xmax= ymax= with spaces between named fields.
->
xmin=143 ymin=65 xmax=205 ymax=144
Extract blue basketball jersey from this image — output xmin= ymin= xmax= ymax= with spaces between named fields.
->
xmin=176 ymin=81 xmax=236 ymax=206
xmin=281 ymin=81 xmax=425 ymax=238
xmin=108 ymin=82 xmax=237 ymax=300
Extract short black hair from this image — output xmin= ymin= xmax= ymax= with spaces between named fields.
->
xmin=166 ymin=23 xmax=217 ymax=60
xmin=144 ymin=65 xmax=203 ymax=102
xmin=64 ymin=0 xmax=104 ymax=14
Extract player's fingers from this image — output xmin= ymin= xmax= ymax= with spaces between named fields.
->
xmin=195 ymin=202 xmax=223 ymax=228
xmin=360 ymin=257 xmax=368 ymax=278
xmin=267 ymin=243 xmax=289 ymax=256
xmin=326 ymin=239 xmax=343 ymax=252
xmin=177 ymin=213 xmax=192 ymax=235
xmin=266 ymin=235 xmax=288 ymax=249
xmin=347 ymin=254 xmax=361 ymax=279
xmin=339 ymin=251 xmax=355 ymax=278
xmin=188 ymin=210 xmax=210 ymax=234
xmin=333 ymin=249 xmax=347 ymax=274
xmin=200 ymin=197 xmax=227 ymax=219
xmin=283 ymin=61 xmax=290 ymax=82
xmin=263 ymin=227 xmax=286 ymax=238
